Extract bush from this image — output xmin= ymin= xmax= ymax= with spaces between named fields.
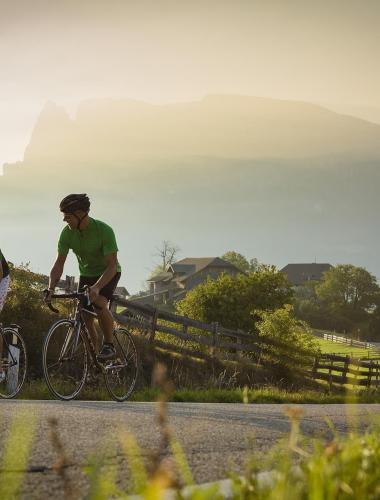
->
xmin=255 ymin=305 xmax=319 ymax=380
xmin=1 ymin=263 xmax=68 ymax=378
xmin=176 ymin=268 xmax=293 ymax=332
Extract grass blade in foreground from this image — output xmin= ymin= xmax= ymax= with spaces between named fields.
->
xmin=0 ymin=409 xmax=37 ymax=499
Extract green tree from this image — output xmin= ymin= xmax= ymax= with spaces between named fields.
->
xmin=316 ymin=264 xmax=380 ymax=332
xmin=368 ymin=295 xmax=380 ymax=340
xmin=316 ymin=264 xmax=379 ymax=311
xmin=294 ymin=264 xmax=380 ymax=336
xmin=221 ymin=251 xmax=250 ymax=273
xmin=221 ymin=251 xmax=265 ymax=273
xmin=176 ymin=267 xmax=293 ymax=332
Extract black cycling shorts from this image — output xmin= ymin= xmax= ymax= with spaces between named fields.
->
xmin=78 ymin=272 xmax=121 ymax=302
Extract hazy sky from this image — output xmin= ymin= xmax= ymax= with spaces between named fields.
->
xmin=1 ymin=0 xmax=380 ymax=169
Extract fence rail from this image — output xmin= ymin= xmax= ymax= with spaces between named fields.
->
xmin=112 ymin=298 xmax=258 ymax=363
xmin=311 ymin=353 xmax=380 ymax=389
xmin=314 ymin=329 xmax=375 ymax=350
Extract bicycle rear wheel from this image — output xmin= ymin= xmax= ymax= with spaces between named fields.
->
xmin=104 ymin=327 xmax=138 ymax=402
xmin=0 ymin=328 xmax=27 ymax=399
xmin=43 ymin=319 xmax=88 ymax=400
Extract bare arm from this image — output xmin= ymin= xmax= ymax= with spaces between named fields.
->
xmin=48 ymin=254 xmax=67 ymax=291
xmin=93 ymin=253 xmax=118 ymax=291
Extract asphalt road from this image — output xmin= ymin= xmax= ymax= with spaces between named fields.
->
xmin=0 ymin=401 xmax=379 ymax=499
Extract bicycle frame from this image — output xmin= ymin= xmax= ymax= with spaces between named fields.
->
xmin=47 ymin=288 xmax=106 ymax=373
xmin=43 ymin=287 xmax=138 ymax=401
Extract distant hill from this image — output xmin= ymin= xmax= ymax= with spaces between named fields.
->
xmin=1 ymin=95 xmax=380 ymax=291
xmin=4 ymin=95 xmax=380 ymax=177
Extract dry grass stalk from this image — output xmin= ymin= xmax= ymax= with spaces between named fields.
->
xmin=48 ymin=417 xmax=75 ymax=500
xmin=148 ymin=362 xmax=182 ymax=490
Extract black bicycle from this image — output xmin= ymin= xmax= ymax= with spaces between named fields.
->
xmin=0 ymin=323 xmax=27 ymax=398
xmin=42 ymin=288 xmax=138 ymax=401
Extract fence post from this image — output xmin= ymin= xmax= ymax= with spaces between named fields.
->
xmin=234 ymin=330 xmax=243 ymax=361
xmin=343 ymin=355 xmax=349 ymax=385
xmin=368 ymin=361 xmax=373 ymax=388
xmin=148 ymin=308 xmax=158 ymax=387
xmin=312 ymin=355 xmax=319 ymax=379
xmin=328 ymin=355 xmax=334 ymax=392
xmin=183 ymin=322 xmax=188 ymax=336
xmin=210 ymin=322 xmax=218 ymax=358
xmin=149 ymin=308 xmax=158 ymax=343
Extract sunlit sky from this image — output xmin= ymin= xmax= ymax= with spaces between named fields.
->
xmin=1 ymin=0 xmax=380 ymax=170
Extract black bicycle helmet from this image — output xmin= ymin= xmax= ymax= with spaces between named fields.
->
xmin=60 ymin=194 xmax=90 ymax=213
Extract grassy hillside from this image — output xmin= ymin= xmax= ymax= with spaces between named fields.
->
xmin=315 ymin=337 xmax=378 ymax=357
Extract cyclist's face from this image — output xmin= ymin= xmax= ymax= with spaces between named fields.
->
xmin=62 ymin=212 xmax=79 ymax=229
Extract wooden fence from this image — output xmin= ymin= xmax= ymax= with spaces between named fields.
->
xmin=112 ymin=297 xmax=257 ymax=363
xmin=313 ymin=329 xmax=375 ymax=350
xmin=311 ymin=353 xmax=380 ymax=389
xmin=110 ymin=298 xmax=316 ymax=377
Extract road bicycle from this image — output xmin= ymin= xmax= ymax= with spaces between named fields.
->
xmin=0 ymin=323 xmax=27 ymax=398
xmin=42 ymin=288 xmax=138 ymax=401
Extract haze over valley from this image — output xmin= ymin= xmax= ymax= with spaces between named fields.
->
xmin=1 ymin=95 xmax=380 ymax=291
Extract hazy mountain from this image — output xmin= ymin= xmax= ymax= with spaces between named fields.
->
xmin=330 ymin=105 xmax=380 ymax=126
xmin=7 ymin=95 xmax=380 ymax=172
xmin=1 ymin=95 xmax=380 ymax=291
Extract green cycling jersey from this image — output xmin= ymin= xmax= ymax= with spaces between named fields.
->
xmin=58 ymin=218 xmax=121 ymax=277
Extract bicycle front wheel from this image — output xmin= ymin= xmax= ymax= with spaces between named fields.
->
xmin=0 ymin=328 xmax=27 ymax=399
xmin=104 ymin=328 xmax=139 ymax=402
xmin=43 ymin=319 xmax=88 ymax=400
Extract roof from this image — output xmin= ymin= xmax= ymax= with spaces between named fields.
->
xmin=170 ymin=257 xmax=238 ymax=274
xmin=147 ymin=272 xmax=173 ymax=283
xmin=148 ymin=257 xmax=241 ymax=286
xmin=280 ymin=263 xmax=332 ymax=285
xmin=115 ymin=286 xmax=130 ymax=296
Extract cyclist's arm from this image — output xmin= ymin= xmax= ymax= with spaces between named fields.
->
xmin=48 ymin=253 xmax=67 ymax=291
xmin=93 ymin=253 xmax=118 ymax=291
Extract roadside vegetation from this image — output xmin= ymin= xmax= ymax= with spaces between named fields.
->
xmin=2 ymin=261 xmax=380 ymax=402
xmin=17 ymin=379 xmax=380 ymax=404
xmin=3 ymin=367 xmax=380 ymax=498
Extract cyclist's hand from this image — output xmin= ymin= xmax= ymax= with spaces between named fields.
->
xmin=89 ymin=286 xmax=100 ymax=303
xmin=43 ymin=289 xmax=53 ymax=303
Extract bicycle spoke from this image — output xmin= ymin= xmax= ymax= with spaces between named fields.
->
xmin=43 ymin=320 xmax=88 ymax=400
xmin=104 ymin=328 xmax=138 ymax=402
xmin=0 ymin=328 xmax=27 ymax=399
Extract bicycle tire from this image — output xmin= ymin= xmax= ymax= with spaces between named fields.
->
xmin=43 ymin=319 xmax=88 ymax=400
xmin=104 ymin=327 xmax=139 ymax=402
xmin=0 ymin=328 xmax=27 ymax=399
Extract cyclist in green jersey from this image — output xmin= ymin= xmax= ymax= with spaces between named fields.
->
xmin=45 ymin=194 xmax=122 ymax=360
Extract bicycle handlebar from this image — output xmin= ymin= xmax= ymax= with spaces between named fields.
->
xmin=43 ymin=287 xmax=91 ymax=314
xmin=47 ymin=302 xmax=60 ymax=314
